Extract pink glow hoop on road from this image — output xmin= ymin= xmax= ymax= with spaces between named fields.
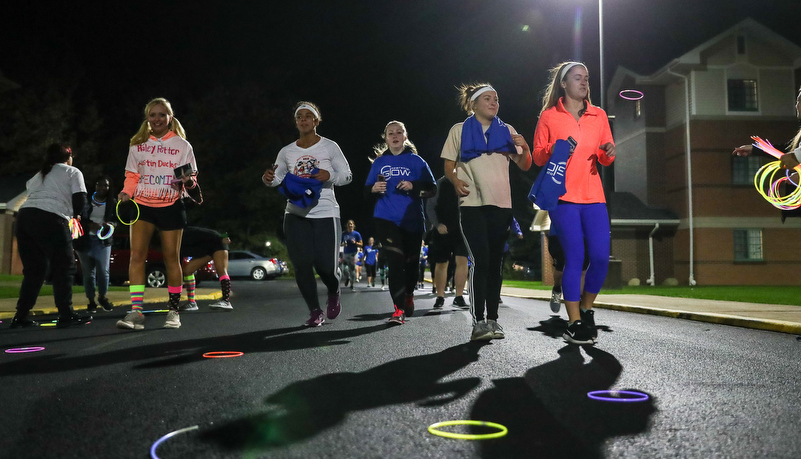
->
xmin=202 ymin=351 xmax=244 ymax=359
xmin=5 ymin=347 xmax=46 ymax=354
xmin=618 ymin=90 xmax=644 ymax=101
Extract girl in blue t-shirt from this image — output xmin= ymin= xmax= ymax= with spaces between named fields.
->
xmin=365 ymin=121 xmax=436 ymax=324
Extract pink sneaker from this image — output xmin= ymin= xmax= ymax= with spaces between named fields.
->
xmin=326 ymin=293 xmax=341 ymax=319
xmin=304 ymin=309 xmax=325 ymax=327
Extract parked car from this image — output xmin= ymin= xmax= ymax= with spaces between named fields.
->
xmin=226 ymin=250 xmax=282 ymax=280
xmin=74 ymin=230 xmax=217 ymax=288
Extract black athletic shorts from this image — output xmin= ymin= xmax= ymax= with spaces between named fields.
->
xmin=138 ymin=200 xmax=186 ymax=231
xmin=428 ymin=230 xmax=468 ymax=264
xmin=181 ymin=226 xmax=227 ymax=258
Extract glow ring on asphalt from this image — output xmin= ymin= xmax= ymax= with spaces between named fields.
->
xmin=40 ymin=323 xmax=57 ymax=327
xmin=618 ymin=89 xmax=644 ymax=101
xmin=5 ymin=347 xmax=46 ymax=353
xmin=116 ymin=199 xmax=140 ymax=226
xmin=150 ymin=425 xmax=199 ymax=459
xmin=202 ymin=351 xmax=244 ymax=359
xmin=97 ymin=223 xmax=115 ymax=240
xmin=427 ymin=420 xmax=508 ymax=440
xmin=129 ymin=309 xmax=169 ymax=314
xmin=587 ymin=390 xmax=649 ymax=402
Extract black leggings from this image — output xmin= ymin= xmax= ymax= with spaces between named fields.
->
xmin=374 ymin=218 xmax=422 ymax=309
xmin=283 ymin=214 xmax=341 ymax=312
xmin=459 ymin=206 xmax=512 ymax=322
xmin=16 ymin=208 xmax=77 ymax=318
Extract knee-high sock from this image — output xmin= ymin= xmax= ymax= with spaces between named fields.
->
xmin=168 ymin=285 xmax=182 ymax=310
xmin=129 ymin=284 xmax=145 ymax=312
xmin=183 ymin=274 xmax=196 ymax=303
xmin=219 ymin=275 xmax=231 ymax=301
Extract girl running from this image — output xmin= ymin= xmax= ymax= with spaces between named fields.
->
xmin=441 ymin=83 xmax=532 ymax=341
xmin=116 ymin=98 xmax=199 ymax=330
xmin=532 ymin=62 xmax=616 ymax=344
xmin=11 ymin=143 xmax=91 ymax=329
xmin=366 ymin=120 xmax=436 ymax=324
xmin=263 ymin=101 xmax=352 ymax=327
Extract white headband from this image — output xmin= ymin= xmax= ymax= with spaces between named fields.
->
xmin=294 ymin=104 xmax=320 ymax=120
xmin=470 ymin=86 xmax=497 ymax=101
xmin=560 ymin=62 xmax=587 ymax=81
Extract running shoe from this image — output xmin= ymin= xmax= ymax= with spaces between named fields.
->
xmin=433 ymin=297 xmax=445 ymax=309
xmin=580 ymin=308 xmax=598 ymax=342
xmin=388 ymin=306 xmax=405 ymax=325
xmin=381 ymin=285 xmax=388 ymax=291
xmin=57 ymin=313 xmax=92 ymax=328
xmin=9 ymin=316 xmax=39 ymax=328
xmin=549 ymin=288 xmax=562 ymax=313
xmin=163 ymin=310 xmax=181 ymax=329
xmin=326 ymin=293 xmax=341 ymax=319
xmin=470 ymin=321 xmax=494 ymax=341
xmin=453 ymin=295 xmax=468 ymax=308
xmin=498 ymin=298 xmax=504 ymax=305
xmin=304 ymin=309 xmax=325 ymax=327
xmin=116 ymin=311 xmax=145 ymax=330
xmin=563 ymin=320 xmax=593 ymax=345
xmin=86 ymin=301 xmax=98 ymax=314
xmin=209 ymin=299 xmax=234 ymax=311
xmin=404 ymin=294 xmax=415 ymax=317
xmin=98 ymin=296 xmax=114 ymax=312
xmin=179 ymin=301 xmax=199 ymax=312
xmin=487 ymin=319 xmax=505 ymax=339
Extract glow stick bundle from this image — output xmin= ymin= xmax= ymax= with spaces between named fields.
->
xmin=751 ymin=136 xmax=801 ymax=210
xmin=68 ymin=218 xmax=84 ymax=239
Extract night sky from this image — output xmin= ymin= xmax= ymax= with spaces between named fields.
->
xmin=3 ymin=0 xmax=801 ymax=231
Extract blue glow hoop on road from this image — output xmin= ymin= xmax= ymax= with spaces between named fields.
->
xmin=428 ymin=420 xmax=508 ymax=440
xmin=587 ymin=390 xmax=649 ymax=402
xmin=116 ymin=199 xmax=140 ymax=226
xmin=150 ymin=425 xmax=199 ymax=459
xmin=97 ymin=223 xmax=115 ymax=240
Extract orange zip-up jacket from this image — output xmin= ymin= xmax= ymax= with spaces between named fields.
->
xmin=532 ymin=98 xmax=614 ymax=204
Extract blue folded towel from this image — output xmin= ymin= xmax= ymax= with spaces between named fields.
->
xmin=528 ymin=139 xmax=571 ymax=211
xmin=278 ymin=169 xmax=323 ymax=209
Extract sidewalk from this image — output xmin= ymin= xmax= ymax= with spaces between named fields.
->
xmin=0 ymin=288 xmax=222 ymax=320
xmin=501 ymin=286 xmax=801 ymax=335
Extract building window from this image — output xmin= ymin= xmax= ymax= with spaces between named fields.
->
xmin=732 ymin=155 xmax=762 ymax=185
xmin=728 ymin=79 xmax=758 ymax=111
xmin=733 ymin=229 xmax=763 ymax=261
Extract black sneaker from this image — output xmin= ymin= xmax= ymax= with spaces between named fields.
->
xmin=433 ymin=297 xmax=445 ymax=309
xmin=86 ymin=302 xmax=98 ymax=314
xmin=563 ymin=320 xmax=594 ymax=344
xmin=404 ymin=294 xmax=415 ymax=317
xmin=98 ymin=297 xmax=114 ymax=312
xmin=453 ymin=296 xmax=468 ymax=308
xmin=580 ymin=309 xmax=598 ymax=342
xmin=57 ymin=313 xmax=93 ymax=329
xmin=9 ymin=316 xmax=40 ymax=328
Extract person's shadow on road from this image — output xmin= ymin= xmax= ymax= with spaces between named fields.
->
xmin=199 ymin=342 xmax=485 ymax=452
xmin=470 ymin=345 xmax=656 ymax=458
xmin=0 ymin=324 xmax=390 ymax=376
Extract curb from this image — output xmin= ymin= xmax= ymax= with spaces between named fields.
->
xmin=0 ymin=292 xmax=222 ymax=320
xmin=502 ymin=293 xmax=801 ymax=335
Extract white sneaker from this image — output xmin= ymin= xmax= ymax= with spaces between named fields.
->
xmin=381 ymin=285 xmax=388 ymax=291
xmin=470 ymin=321 xmax=494 ymax=341
xmin=116 ymin=311 xmax=145 ymax=330
xmin=487 ymin=319 xmax=505 ymax=339
xmin=209 ymin=299 xmax=233 ymax=310
xmin=163 ymin=310 xmax=181 ymax=329
xmin=179 ymin=301 xmax=198 ymax=311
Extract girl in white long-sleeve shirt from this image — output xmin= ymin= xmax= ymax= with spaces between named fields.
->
xmin=263 ymin=101 xmax=352 ymax=327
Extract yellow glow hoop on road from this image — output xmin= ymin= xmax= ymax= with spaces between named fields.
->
xmin=116 ymin=199 xmax=140 ymax=226
xmin=427 ymin=420 xmax=508 ymax=440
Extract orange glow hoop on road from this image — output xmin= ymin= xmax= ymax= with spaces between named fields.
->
xmin=202 ymin=351 xmax=244 ymax=359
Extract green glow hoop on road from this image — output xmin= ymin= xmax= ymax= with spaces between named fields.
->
xmin=427 ymin=420 xmax=508 ymax=440
xmin=116 ymin=199 xmax=140 ymax=226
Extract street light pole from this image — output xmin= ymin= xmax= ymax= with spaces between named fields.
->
xmin=598 ymin=0 xmax=604 ymax=109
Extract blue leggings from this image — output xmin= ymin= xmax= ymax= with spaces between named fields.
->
xmin=549 ymin=202 xmax=610 ymax=302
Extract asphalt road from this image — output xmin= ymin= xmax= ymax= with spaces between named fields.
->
xmin=1 ymin=279 xmax=800 ymax=458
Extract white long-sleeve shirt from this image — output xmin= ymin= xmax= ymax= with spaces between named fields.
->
xmin=264 ymin=137 xmax=352 ymax=218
